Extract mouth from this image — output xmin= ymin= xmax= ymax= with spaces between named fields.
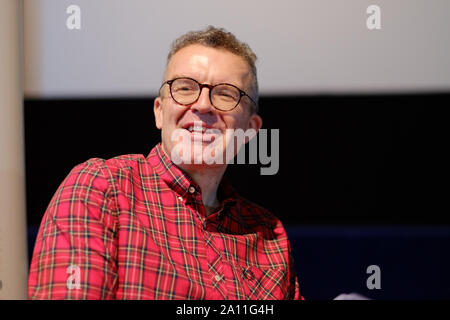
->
xmin=183 ymin=122 xmax=220 ymax=133
xmin=186 ymin=125 xmax=208 ymax=133
xmin=181 ymin=122 xmax=222 ymax=142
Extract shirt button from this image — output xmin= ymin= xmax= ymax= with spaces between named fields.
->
xmin=214 ymin=274 xmax=222 ymax=282
xmin=177 ymin=196 xmax=183 ymax=202
xmin=188 ymin=186 xmax=196 ymax=194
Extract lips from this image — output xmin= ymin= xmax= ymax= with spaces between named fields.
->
xmin=181 ymin=121 xmax=222 ymax=142
xmin=182 ymin=122 xmax=221 ymax=133
xmin=186 ymin=125 xmax=208 ymax=133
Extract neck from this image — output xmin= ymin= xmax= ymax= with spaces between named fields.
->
xmin=161 ymin=143 xmax=226 ymax=214
xmin=184 ymin=165 xmax=225 ymax=214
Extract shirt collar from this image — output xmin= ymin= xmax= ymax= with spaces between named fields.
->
xmin=147 ymin=143 xmax=193 ymax=196
xmin=146 ymin=143 xmax=238 ymax=206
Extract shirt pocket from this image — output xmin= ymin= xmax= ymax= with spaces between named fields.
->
xmin=235 ymin=264 xmax=288 ymax=300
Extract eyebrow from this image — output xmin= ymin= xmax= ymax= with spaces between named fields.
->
xmin=167 ymin=74 xmax=244 ymax=88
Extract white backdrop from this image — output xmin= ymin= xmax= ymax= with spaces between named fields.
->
xmin=24 ymin=0 xmax=450 ymax=97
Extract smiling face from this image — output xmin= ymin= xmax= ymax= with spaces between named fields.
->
xmin=154 ymin=44 xmax=262 ymax=171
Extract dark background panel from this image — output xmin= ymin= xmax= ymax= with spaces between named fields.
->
xmin=24 ymin=94 xmax=450 ymax=226
xmin=286 ymin=226 xmax=450 ymax=300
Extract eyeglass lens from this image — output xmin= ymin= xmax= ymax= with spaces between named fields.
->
xmin=170 ymin=78 xmax=241 ymax=111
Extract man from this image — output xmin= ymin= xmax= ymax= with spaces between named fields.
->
xmin=28 ymin=26 xmax=302 ymax=300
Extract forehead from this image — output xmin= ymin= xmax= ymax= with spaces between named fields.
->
xmin=165 ymin=44 xmax=252 ymax=86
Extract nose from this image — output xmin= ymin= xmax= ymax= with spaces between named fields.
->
xmin=190 ymin=86 xmax=215 ymax=114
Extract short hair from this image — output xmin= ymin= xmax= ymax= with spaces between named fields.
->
xmin=166 ymin=26 xmax=259 ymax=112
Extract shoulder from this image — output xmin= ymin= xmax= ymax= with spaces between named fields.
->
xmin=66 ymin=154 xmax=150 ymax=189
xmin=232 ymin=193 xmax=286 ymax=236
xmin=235 ymin=194 xmax=273 ymax=217
xmin=73 ymin=154 xmax=148 ymax=174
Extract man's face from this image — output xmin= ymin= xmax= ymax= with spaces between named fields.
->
xmin=154 ymin=44 xmax=262 ymax=170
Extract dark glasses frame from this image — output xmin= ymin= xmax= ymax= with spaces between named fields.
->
xmin=159 ymin=77 xmax=257 ymax=112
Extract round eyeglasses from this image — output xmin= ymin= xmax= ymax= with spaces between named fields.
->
xmin=159 ymin=77 xmax=257 ymax=111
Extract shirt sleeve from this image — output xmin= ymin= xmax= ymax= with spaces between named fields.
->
xmin=28 ymin=159 xmax=119 ymax=299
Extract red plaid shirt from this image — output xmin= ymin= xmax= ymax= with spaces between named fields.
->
xmin=28 ymin=143 xmax=301 ymax=300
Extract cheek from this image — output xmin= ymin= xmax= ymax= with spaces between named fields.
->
xmin=224 ymin=114 xmax=250 ymax=130
xmin=164 ymin=105 xmax=187 ymax=126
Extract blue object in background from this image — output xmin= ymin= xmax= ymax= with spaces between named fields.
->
xmin=286 ymin=225 xmax=450 ymax=300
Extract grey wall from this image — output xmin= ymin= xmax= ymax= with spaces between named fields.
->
xmin=24 ymin=0 xmax=450 ymax=98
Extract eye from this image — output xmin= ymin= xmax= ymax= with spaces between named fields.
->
xmin=178 ymin=86 xmax=194 ymax=91
xmin=214 ymin=86 xmax=239 ymax=101
xmin=219 ymin=91 xmax=234 ymax=98
xmin=172 ymin=80 xmax=198 ymax=94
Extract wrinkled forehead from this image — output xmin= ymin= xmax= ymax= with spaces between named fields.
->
xmin=164 ymin=45 xmax=253 ymax=89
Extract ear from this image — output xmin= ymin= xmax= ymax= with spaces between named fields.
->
xmin=248 ymin=113 xmax=263 ymax=132
xmin=245 ymin=113 xmax=263 ymax=144
xmin=153 ymin=97 xmax=163 ymax=130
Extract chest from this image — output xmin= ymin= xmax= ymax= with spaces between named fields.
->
xmin=114 ymin=189 xmax=289 ymax=299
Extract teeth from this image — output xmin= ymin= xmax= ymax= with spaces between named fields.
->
xmin=187 ymin=126 xmax=206 ymax=133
